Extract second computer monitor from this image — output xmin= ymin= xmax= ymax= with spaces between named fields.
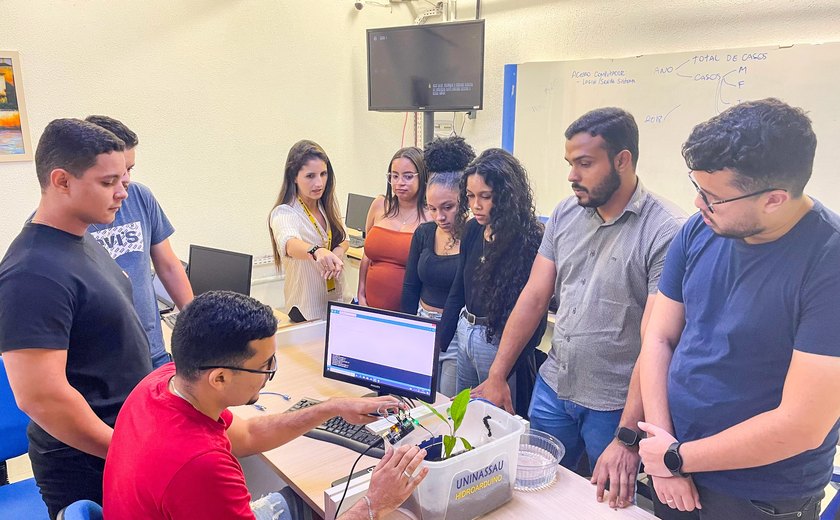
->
xmin=187 ymin=245 xmax=253 ymax=297
xmin=324 ymin=302 xmax=439 ymax=403
xmin=345 ymin=193 xmax=375 ymax=236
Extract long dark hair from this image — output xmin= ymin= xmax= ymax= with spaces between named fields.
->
xmin=425 ymin=136 xmax=475 ymax=240
xmin=458 ymin=148 xmax=543 ymax=341
xmin=383 ymin=147 xmax=428 ymax=222
xmin=269 ymin=140 xmax=346 ymax=269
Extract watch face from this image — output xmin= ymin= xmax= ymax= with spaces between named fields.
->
xmin=616 ymin=427 xmax=638 ymax=446
xmin=664 ymin=449 xmax=681 ymax=471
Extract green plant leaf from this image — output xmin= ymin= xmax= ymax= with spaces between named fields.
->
xmin=460 ymin=437 xmax=473 ymax=451
xmin=419 ymin=401 xmax=453 ymax=436
xmin=450 ymin=388 xmax=471 ymax=434
xmin=443 ymin=434 xmax=456 ymax=459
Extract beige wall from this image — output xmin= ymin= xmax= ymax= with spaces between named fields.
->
xmin=3 ymin=0 xmax=840 ymax=259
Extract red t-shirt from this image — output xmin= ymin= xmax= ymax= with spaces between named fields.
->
xmin=103 ymin=363 xmax=254 ymax=519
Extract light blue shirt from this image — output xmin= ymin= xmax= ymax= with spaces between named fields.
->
xmin=90 ymin=182 xmax=174 ymax=365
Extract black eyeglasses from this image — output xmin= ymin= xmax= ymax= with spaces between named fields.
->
xmin=198 ymin=353 xmax=277 ymax=381
xmin=687 ymin=171 xmax=784 ymax=214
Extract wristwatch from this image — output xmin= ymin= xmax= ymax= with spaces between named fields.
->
xmin=614 ymin=426 xmax=642 ymax=447
xmin=307 ymin=245 xmax=322 ymax=260
xmin=664 ymin=441 xmax=688 ymax=477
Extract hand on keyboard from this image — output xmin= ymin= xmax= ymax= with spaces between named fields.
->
xmin=288 ymin=398 xmax=387 ymax=458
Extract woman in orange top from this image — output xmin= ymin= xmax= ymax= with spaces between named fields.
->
xmin=357 ymin=147 xmax=429 ymax=311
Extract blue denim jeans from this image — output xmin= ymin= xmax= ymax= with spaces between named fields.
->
xmin=251 ymin=491 xmax=294 ymax=520
xmin=417 ymin=306 xmax=459 ymax=398
xmin=151 ymin=350 xmax=172 ymax=369
xmin=455 ymin=313 xmax=499 ymax=392
xmin=528 ymin=374 xmax=623 ymax=473
xmin=454 ymin=312 xmax=519 ymax=394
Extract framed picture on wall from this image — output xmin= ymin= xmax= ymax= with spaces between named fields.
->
xmin=0 ymin=51 xmax=33 ymax=162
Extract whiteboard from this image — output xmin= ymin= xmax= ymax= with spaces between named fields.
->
xmin=512 ymin=43 xmax=840 ymax=217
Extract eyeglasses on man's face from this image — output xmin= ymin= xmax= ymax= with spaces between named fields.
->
xmin=687 ymin=171 xmax=784 ymax=214
xmin=387 ymin=172 xmax=419 ymax=184
xmin=198 ymin=353 xmax=277 ymax=381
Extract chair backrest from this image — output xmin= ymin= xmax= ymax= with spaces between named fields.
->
xmin=57 ymin=499 xmax=103 ymax=520
xmin=0 ymin=357 xmax=31 ymax=461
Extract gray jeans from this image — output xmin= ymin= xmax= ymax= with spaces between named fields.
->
xmin=649 ymin=477 xmax=824 ymax=520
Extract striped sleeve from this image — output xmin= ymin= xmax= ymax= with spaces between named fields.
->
xmin=270 ymin=205 xmax=302 ymax=258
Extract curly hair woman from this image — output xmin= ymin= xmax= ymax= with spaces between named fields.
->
xmin=436 ymin=148 xmax=546 ymax=415
xmin=400 ymin=136 xmax=475 ymax=396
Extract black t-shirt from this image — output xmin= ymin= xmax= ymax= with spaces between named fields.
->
xmin=0 ymin=224 xmax=152 ymax=448
xmin=436 ymin=219 xmax=546 ymax=353
xmin=400 ymin=222 xmax=460 ymax=312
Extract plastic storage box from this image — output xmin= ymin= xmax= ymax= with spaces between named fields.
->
xmin=393 ymin=399 xmax=527 ymax=520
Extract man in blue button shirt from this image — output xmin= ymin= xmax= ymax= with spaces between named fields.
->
xmin=638 ymin=98 xmax=840 ymax=519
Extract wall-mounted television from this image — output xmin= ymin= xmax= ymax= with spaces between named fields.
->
xmin=367 ymin=20 xmax=485 ymax=112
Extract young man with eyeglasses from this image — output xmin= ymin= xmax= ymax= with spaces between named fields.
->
xmin=103 ymin=290 xmax=428 ymax=519
xmin=637 ymin=98 xmax=840 ymax=519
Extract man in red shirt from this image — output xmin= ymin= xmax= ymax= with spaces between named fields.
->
xmin=103 ymin=290 xmax=428 ymax=519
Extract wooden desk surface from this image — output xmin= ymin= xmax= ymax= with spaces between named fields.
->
xmin=346 ymin=246 xmax=363 ymax=261
xmin=231 ymin=322 xmax=655 ymax=520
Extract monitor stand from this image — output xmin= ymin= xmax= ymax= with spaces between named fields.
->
xmin=361 ymin=390 xmax=388 ymax=398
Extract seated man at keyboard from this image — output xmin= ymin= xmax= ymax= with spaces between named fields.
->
xmin=103 ymin=290 xmax=428 ymax=519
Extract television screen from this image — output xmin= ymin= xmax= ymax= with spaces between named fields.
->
xmin=367 ymin=20 xmax=485 ymax=112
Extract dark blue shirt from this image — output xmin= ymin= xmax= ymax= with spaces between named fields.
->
xmin=659 ymin=201 xmax=840 ymax=500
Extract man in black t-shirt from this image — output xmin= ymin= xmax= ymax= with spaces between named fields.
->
xmin=0 ymin=119 xmax=152 ymax=518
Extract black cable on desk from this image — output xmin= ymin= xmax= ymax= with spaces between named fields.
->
xmin=336 ymin=441 xmax=377 ymax=517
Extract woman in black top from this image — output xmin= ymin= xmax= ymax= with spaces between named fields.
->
xmin=436 ymin=148 xmax=546 ymax=416
xmin=401 ymin=136 xmax=475 ymax=397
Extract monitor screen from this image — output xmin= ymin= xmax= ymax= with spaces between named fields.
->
xmin=367 ymin=20 xmax=485 ymax=112
xmin=187 ymin=245 xmax=253 ymax=297
xmin=345 ymin=193 xmax=375 ymax=235
xmin=324 ymin=302 xmax=438 ymax=402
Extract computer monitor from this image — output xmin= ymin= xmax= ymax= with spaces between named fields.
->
xmin=345 ymin=193 xmax=375 ymax=236
xmin=187 ymin=245 xmax=253 ymax=297
xmin=324 ymin=302 xmax=439 ymax=402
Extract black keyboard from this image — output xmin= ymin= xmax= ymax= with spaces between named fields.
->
xmin=288 ymin=398 xmax=385 ymax=459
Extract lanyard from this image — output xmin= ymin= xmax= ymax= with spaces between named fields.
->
xmin=298 ymin=197 xmax=336 ymax=292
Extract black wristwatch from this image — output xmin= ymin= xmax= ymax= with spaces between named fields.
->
xmin=614 ymin=426 xmax=642 ymax=447
xmin=307 ymin=245 xmax=322 ymax=260
xmin=664 ymin=441 xmax=688 ymax=477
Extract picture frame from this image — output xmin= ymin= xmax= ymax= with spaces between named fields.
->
xmin=0 ymin=51 xmax=33 ymax=162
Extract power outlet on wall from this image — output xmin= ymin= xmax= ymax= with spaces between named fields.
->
xmin=253 ymin=254 xmax=274 ymax=267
